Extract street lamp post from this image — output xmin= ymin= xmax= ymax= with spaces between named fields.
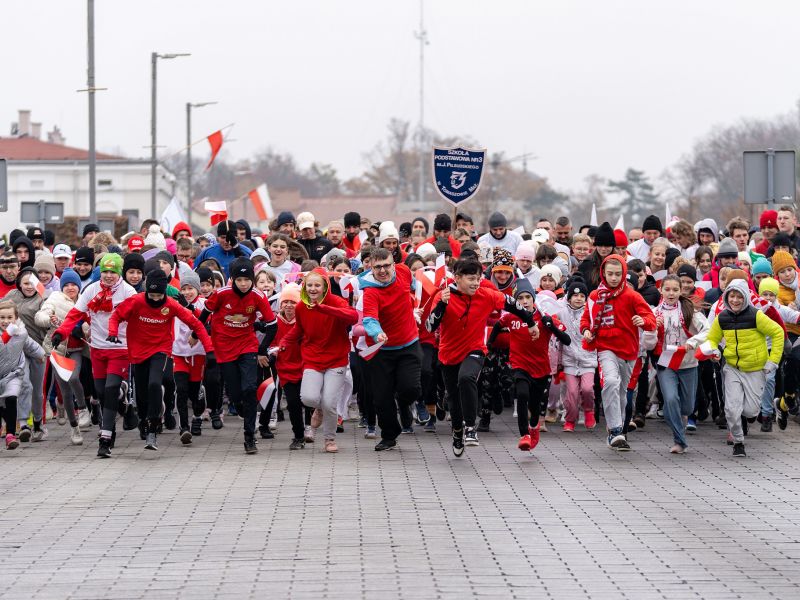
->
xmin=150 ymin=52 xmax=190 ymax=219
xmin=186 ymin=101 xmax=217 ymax=227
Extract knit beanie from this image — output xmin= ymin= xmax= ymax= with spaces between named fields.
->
xmin=216 ymin=220 xmax=237 ymax=237
xmin=143 ymin=224 xmax=166 ymax=250
xmin=566 ymin=277 xmax=589 ymax=299
xmin=488 ymin=212 xmax=507 ymax=228
xmin=33 ymin=254 xmax=55 ymax=275
xmin=154 ymin=250 xmax=175 ymax=269
xmin=759 ymin=277 xmax=780 ymax=296
xmin=99 ymin=253 xmax=123 ymax=275
xmin=726 ymin=268 xmax=749 ymax=283
xmin=123 ymin=252 xmax=145 ymax=275
xmin=594 ymin=222 xmax=615 ymax=248
xmin=82 ymin=223 xmax=100 ymax=238
xmin=664 ymin=248 xmax=681 ymax=271
xmin=771 ymin=250 xmax=797 ymax=275
xmin=165 ymin=238 xmax=177 ymax=255
xmin=343 ymin=211 xmax=361 ymax=228
xmin=676 ymin=264 xmax=697 ymax=281
xmin=180 ymin=271 xmax=201 ymax=293
xmin=716 ymin=237 xmax=738 ymax=258
xmin=229 ymin=257 xmax=255 ymax=281
xmin=277 ymin=211 xmax=296 ymax=227
xmin=145 ymin=269 xmax=169 ymax=295
xmin=751 ymin=257 xmax=773 ymax=276
xmin=279 ymin=282 xmax=301 ymax=304
xmin=514 ymin=241 xmax=538 ymax=262
xmin=195 ymin=266 xmax=214 ymax=284
xmin=491 ymin=248 xmax=514 ymax=272
xmin=433 ymin=213 xmax=452 ymax=232
xmin=415 ymin=242 xmax=436 ymax=258
xmin=59 ymin=268 xmax=81 ymax=290
xmin=539 ymin=264 xmax=562 ymax=285
xmin=74 ymin=246 xmax=94 ymax=265
xmin=614 ymin=229 xmax=628 ymax=248
xmin=760 ymin=210 xmax=778 ymax=229
xmin=642 ymin=215 xmax=663 ymax=234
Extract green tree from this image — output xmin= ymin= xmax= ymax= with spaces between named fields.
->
xmin=606 ymin=168 xmax=660 ymax=227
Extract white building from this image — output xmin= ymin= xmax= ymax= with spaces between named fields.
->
xmin=0 ymin=110 xmax=175 ymax=235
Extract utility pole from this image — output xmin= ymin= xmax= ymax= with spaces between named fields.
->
xmin=87 ymin=0 xmax=96 ymax=223
xmin=186 ymin=101 xmax=217 ymax=226
xmin=415 ymin=0 xmax=429 ymax=210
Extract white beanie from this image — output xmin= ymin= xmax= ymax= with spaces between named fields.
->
xmin=378 ymin=221 xmax=399 ymax=244
xmin=539 ymin=264 xmax=562 ymax=285
xmin=144 ymin=224 xmax=166 ymax=250
xmin=515 ymin=241 xmax=538 ymax=262
xmin=415 ymin=242 xmax=436 ymax=257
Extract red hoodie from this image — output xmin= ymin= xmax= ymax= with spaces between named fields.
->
xmin=275 ymin=316 xmax=303 ymax=384
xmin=580 ymin=254 xmax=657 ymax=361
xmin=280 ymin=270 xmax=359 ymax=371
xmin=109 ymin=295 xmax=212 ymax=364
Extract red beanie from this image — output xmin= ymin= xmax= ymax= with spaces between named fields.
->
xmin=760 ymin=210 xmax=778 ymax=229
xmin=614 ymin=229 xmax=628 ymax=248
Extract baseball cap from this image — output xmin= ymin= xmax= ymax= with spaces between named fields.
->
xmin=53 ymin=244 xmax=72 ymax=259
xmin=297 ymin=212 xmax=315 ymax=231
xmin=127 ymin=235 xmax=145 ymax=253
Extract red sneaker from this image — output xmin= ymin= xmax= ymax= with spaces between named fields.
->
xmin=5 ymin=434 xmax=19 ymax=450
xmin=517 ymin=434 xmax=531 ymax=451
xmin=529 ymin=425 xmax=541 ymax=450
xmin=563 ymin=421 xmax=575 ymax=432
xmin=584 ymin=411 xmax=597 ymax=430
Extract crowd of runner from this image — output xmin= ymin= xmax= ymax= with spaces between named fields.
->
xmin=1 ymin=204 xmax=799 ymax=459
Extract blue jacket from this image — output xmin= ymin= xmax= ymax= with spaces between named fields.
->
xmin=195 ymin=244 xmax=253 ymax=277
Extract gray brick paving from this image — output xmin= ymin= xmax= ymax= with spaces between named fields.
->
xmin=1 ymin=412 xmax=800 ymax=599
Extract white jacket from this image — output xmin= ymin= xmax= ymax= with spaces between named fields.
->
xmin=172 ymin=297 xmax=207 ymax=358
xmin=656 ymin=305 xmax=709 ymax=369
xmin=560 ymin=304 xmax=598 ymax=375
xmin=74 ymin=280 xmax=137 ymax=350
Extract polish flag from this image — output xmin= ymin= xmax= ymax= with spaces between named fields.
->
xmin=414 ymin=269 xmax=437 ymax=308
xmin=49 ymin=352 xmax=76 ymax=381
xmin=204 ymin=200 xmax=228 ymax=226
xmin=695 ymin=341 xmax=721 ymax=362
xmin=359 ymin=340 xmax=385 ymax=361
xmin=28 ymin=273 xmax=45 ymax=296
xmin=659 ymin=345 xmax=687 ymax=370
xmin=257 ymin=377 xmax=276 ymax=410
xmin=205 ymin=130 xmax=224 ymax=170
xmin=247 ymin=184 xmax=274 ymax=221
xmin=340 ymin=275 xmax=360 ymax=299
xmin=434 ymin=253 xmax=447 ymax=288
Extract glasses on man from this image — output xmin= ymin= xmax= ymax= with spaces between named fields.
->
xmin=372 ymin=263 xmax=394 ymax=272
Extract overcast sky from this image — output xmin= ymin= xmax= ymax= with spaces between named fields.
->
xmin=4 ymin=0 xmax=799 ymax=194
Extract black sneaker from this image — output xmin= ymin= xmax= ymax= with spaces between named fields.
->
xmin=97 ymin=438 xmax=112 ymax=458
xmin=123 ymin=404 xmax=139 ymax=431
xmin=18 ymin=427 xmax=32 ymax=442
xmin=732 ymin=442 xmax=746 ymax=457
xmin=778 ymin=410 xmax=788 ymax=430
xmin=374 ymin=439 xmax=397 ymax=452
xmin=715 ymin=414 xmax=727 ymax=429
xmin=244 ymin=435 xmax=258 ymax=454
xmin=452 ymin=429 xmax=465 ymax=457
xmin=180 ymin=429 xmax=192 ymax=445
xmin=477 ymin=412 xmax=491 ymax=432
xmin=435 ymin=399 xmax=447 ymax=422
xmin=191 ymin=417 xmax=202 ymax=437
xmin=610 ymin=434 xmax=631 ymax=451
xmin=464 ymin=427 xmax=480 ymax=447
xmin=761 ymin=418 xmax=773 ymax=433
xmin=163 ymin=411 xmax=177 ymax=431
xmin=144 ymin=432 xmax=158 ymax=450
xmin=211 ymin=410 xmax=223 ymax=430
xmin=138 ymin=420 xmax=147 ymax=441
xmin=289 ymin=438 xmax=305 ymax=450
xmin=259 ymin=427 xmax=274 ymax=440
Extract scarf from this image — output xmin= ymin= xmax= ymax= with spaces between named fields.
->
xmin=87 ymin=279 xmax=121 ymax=313
xmin=590 ymin=280 xmax=625 ymax=335
xmin=655 ymin=301 xmax=691 ymax=352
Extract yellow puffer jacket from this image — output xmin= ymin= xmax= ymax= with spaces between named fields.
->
xmin=706 ymin=280 xmax=784 ymax=372
xmin=777 ymin=283 xmax=799 ymax=336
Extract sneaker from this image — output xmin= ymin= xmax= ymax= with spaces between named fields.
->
xmin=70 ymin=426 xmax=83 ymax=445
xmin=56 ymin=404 xmax=66 ymax=425
xmin=357 ymin=417 xmax=367 ymax=429
xmin=563 ymin=421 xmax=575 ymax=433
xmin=435 ymin=399 xmax=447 ymax=422
xmin=608 ymin=430 xmax=630 ymax=451
xmin=424 ymin=420 xmax=436 ymax=433
xmin=778 ymin=409 xmax=788 ymax=431
xmin=269 ymin=417 xmax=278 ymax=431
xmin=144 ymin=432 xmax=158 ymax=451
xmin=627 ymin=420 xmax=637 ymax=432
xmin=180 ymin=429 xmax=193 ymax=445
xmin=401 ymin=426 xmax=414 ymax=434
xmin=191 ymin=417 xmax=202 ymax=437
xmin=138 ymin=420 xmax=148 ymax=441
xmin=18 ymin=427 xmax=31 ymax=442
xmin=761 ymin=418 xmax=773 ymax=433
xmin=732 ymin=442 xmax=746 ymax=457
xmin=528 ymin=426 xmax=542 ymax=450
xmin=715 ymin=413 xmax=727 ymax=429
xmin=311 ymin=409 xmax=323 ymax=430
xmin=97 ymin=438 xmax=111 ymax=458
xmin=78 ymin=409 xmax=92 ymax=430
xmin=259 ymin=427 xmax=274 ymax=439
xmin=374 ymin=439 xmax=397 ymax=451
xmin=348 ymin=405 xmax=361 ymax=422
xmin=656 ymin=408 xmax=664 ymax=419
xmin=289 ymin=438 xmax=305 ymax=450
xmin=645 ymin=405 xmax=659 ymax=419
xmin=670 ymin=444 xmax=686 ymax=454
xmin=324 ymin=439 xmax=338 ymax=453
xmin=464 ymin=427 xmax=479 ymax=447
xmin=477 ymin=412 xmax=491 ymax=432
xmin=539 ymin=419 xmax=548 ymax=433
xmin=32 ymin=427 xmax=48 ymax=442
xmin=632 ymin=414 xmax=645 ymax=429
xmin=415 ymin=403 xmax=431 ymax=425
xmin=726 ymin=431 xmax=734 ymax=445
xmin=545 ymin=408 xmax=558 ymax=423
xmin=686 ymin=418 xmax=697 ymax=433
xmin=452 ymin=429 xmax=465 ymax=457
xmin=227 ymin=402 xmax=238 ymax=417
xmin=5 ymin=434 xmax=19 ymax=450
xmin=163 ymin=410 xmax=177 ymax=431
xmin=304 ymin=426 xmax=315 ymax=443
xmin=584 ymin=411 xmax=597 ymax=430
xmin=518 ymin=434 xmax=532 ymax=451
xmin=364 ymin=427 xmax=376 ymax=439
xmin=244 ymin=435 xmax=258 ymax=454
xmin=211 ymin=410 xmax=224 ymax=430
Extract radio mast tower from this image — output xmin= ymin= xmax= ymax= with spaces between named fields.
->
xmin=414 ymin=0 xmax=429 ymax=210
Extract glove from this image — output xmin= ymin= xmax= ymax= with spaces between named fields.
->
xmin=225 ymin=231 xmax=238 ymax=248
xmin=51 ymin=332 xmax=63 ymax=347
xmin=541 ymin=315 xmax=554 ymax=328
xmin=764 ymin=361 xmax=778 ymax=375
xmin=106 ymin=335 xmax=122 ymax=344
xmin=70 ymin=328 xmax=85 ymax=340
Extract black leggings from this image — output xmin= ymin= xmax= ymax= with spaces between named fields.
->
xmin=1 ymin=396 xmax=17 ymax=436
xmin=175 ymin=372 xmax=203 ymax=430
xmin=133 ymin=353 xmax=169 ymax=428
xmin=441 ymin=352 xmax=484 ymax=430
xmin=282 ymin=381 xmax=305 ymax=440
xmin=513 ymin=369 xmax=551 ymax=436
xmin=95 ymin=374 xmax=125 ymax=435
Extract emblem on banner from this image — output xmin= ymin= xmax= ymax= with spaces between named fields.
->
xmin=432 ymin=146 xmax=487 ymax=206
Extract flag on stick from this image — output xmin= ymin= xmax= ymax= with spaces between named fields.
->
xmin=50 ymin=352 xmax=76 ymax=381
xmin=247 ymin=184 xmax=273 ymax=221
xmin=205 ymin=130 xmax=224 ymax=170
xmin=257 ymin=377 xmax=276 ymax=410
xmin=204 ymin=200 xmax=228 ymax=226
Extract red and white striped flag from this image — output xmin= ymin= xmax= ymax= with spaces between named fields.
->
xmin=28 ymin=273 xmax=45 ymax=296
xmin=50 ymin=352 xmax=76 ymax=381
xmin=695 ymin=341 xmax=720 ymax=361
xmin=659 ymin=345 xmax=687 ymax=370
xmin=359 ymin=340 xmax=385 ymax=361
xmin=205 ymin=130 xmax=224 ymax=170
xmin=434 ymin=253 xmax=447 ymax=288
xmin=247 ymin=184 xmax=273 ymax=222
xmin=204 ymin=200 xmax=228 ymax=226
xmin=257 ymin=377 xmax=276 ymax=410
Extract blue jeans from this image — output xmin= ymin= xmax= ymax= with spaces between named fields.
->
xmin=760 ymin=370 xmax=776 ymax=416
xmin=657 ymin=366 xmax=698 ymax=448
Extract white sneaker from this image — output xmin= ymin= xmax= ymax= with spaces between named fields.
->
xmin=304 ymin=426 xmax=315 ymax=443
xmin=78 ymin=409 xmax=92 ymax=430
xmin=646 ymin=404 xmax=659 ymax=419
xmin=56 ymin=404 xmax=67 ymax=426
xmin=347 ymin=405 xmax=361 ymax=422
xmin=268 ymin=418 xmax=278 ymax=431
xmin=32 ymin=427 xmax=48 ymax=442
xmin=70 ymin=426 xmax=83 ymax=445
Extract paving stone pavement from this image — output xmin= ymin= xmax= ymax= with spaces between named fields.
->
xmin=1 ymin=411 xmax=800 ymax=600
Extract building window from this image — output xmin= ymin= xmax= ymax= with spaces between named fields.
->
xmin=122 ymin=209 xmax=139 ymax=230
xmin=98 ymin=179 xmax=112 ymax=187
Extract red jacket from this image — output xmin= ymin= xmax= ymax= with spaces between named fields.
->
xmin=275 ymin=316 xmax=303 ymax=384
xmin=204 ymin=286 xmax=276 ymax=363
xmin=280 ymin=273 xmax=359 ymax=371
xmin=361 ymin=263 xmax=418 ymax=348
xmin=0 ymin=278 xmax=16 ymax=299
xmin=109 ymin=295 xmax=212 ymax=364
xmin=580 ymin=255 xmax=657 ymax=361
xmin=499 ymin=311 xmax=562 ymax=378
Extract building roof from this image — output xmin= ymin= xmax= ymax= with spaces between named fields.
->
xmin=0 ymin=136 xmax=123 ymax=161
